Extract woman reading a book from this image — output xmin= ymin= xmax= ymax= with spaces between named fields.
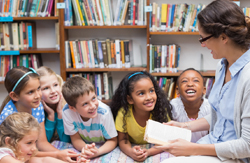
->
xmin=157 ymin=0 xmax=250 ymax=163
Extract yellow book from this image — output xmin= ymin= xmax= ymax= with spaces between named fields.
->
xmin=69 ymin=41 xmax=76 ymax=68
xmin=75 ymin=0 xmax=85 ymax=26
xmin=161 ymin=4 xmax=167 ymax=31
xmin=120 ymin=40 xmax=125 ymax=67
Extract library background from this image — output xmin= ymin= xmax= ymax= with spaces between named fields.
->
xmin=0 ymin=0 xmax=249 ymax=104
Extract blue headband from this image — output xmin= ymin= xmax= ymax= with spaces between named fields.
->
xmin=128 ymin=72 xmax=144 ymax=80
xmin=12 ymin=67 xmax=38 ymax=92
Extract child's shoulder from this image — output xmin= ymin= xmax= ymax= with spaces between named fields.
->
xmin=97 ymin=100 xmax=111 ymax=116
xmin=170 ymin=97 xmax=184 ymax=109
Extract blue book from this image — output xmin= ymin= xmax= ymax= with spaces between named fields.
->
xmin=21 ymin=0 xmax=28 ymax=17
xmin=117 ymin=0 xmax=124 ymax=24
xmin=168 ymin=4 xmax=172 ymax=31
xmin=87 ymin=41 xmax=93 ymax=68
xmin=87 ymin=0 xmax=96 ymax=25
xmin=149 ymin=3 xmax=152 ymax=31
xmin=27 ymin=25 xmax=33 ymax=48
xmin=130 ymin=1 xmax=133 ymax=25
xmin=64 ymin=0 xmax=69 ymax=25
xmin=192 ymin=4 xmax=201 ymax=32
xmin=170 ymin=4 xmax=175 ymax=31
xmin=177 ymin=46 xmax=181 ymax=70
xmin=68 ymin=0 xmax=73 ymax=25
xmin=9 ymin=0 xmax=13 ymax=16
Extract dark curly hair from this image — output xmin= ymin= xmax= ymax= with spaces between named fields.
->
xmin=110 ymin=71 xmax=173 ymax=134
xmin=198 ymin=0 xmax=250 ymax=49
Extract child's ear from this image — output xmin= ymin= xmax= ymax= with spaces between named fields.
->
xmin=176 ymin=86 xmax=180 ymax=96
xmin=127 ymin=95 xmax=134 ymax=105
xmin=68 ymin=105 xmax=77 ymax=112
xmin=203 ymin=86 xmax=207 ymax=96
xmin=4 ymin=137 xmax=11 ymax=146
xmin=9 ymin=92 xmax=19 ymax=102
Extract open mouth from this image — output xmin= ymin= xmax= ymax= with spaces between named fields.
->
xmin=88 ymin=108 xmax=97 ymax=114
xmin=50 ymin=94 xmax=58 ymax=100
xmin=144 ymin=101 xmax=154 ymax=107
xmin=186 ymin=89 xmax=196 ymax=95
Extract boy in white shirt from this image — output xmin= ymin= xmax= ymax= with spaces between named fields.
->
xmin=62 ymin=76 xmax=117 ymax=159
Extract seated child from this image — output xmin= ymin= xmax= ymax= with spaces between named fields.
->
xmin=37 ymin=66 xmax=70 ymax=143
xmin=0 ymin=112 xmax=66 ymax=163
xmin=62 ymin=76 xmax=118 ymax=159
xmin=171 ymin=68 xmax=211 ymax=142
xmin=110 ymin=71 xmax=173 ymax=162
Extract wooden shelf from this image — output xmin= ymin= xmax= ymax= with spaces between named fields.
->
xmin=20 ymin=48 xmax=60 ymax=54
xmin=64 ymin=25 xmax=147 ymax=29
xmin=150 ymin=32 xmax=200 ymax=35
xmin=0 ymin=81 xmax=4 ymax=84
xmin=151 ymin=70 xmax=215 ymax=77
xmin=13 ymin=17 xmax=59 ymax=21
xmin=66 ymin=67 xmax=147 ymax=72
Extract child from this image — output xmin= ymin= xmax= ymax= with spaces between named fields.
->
xmin=0 ymin=66 xmax=79 ymax=162
xmin=0 ymin=112 xmax=67 ymax=163
xmin=37 ymin=66 xmax=70 ymax=143
xmin=171 ymin=68 xmax=210 ymax=142
xmin=110 ymin=71 xmax=173 ymax=162
xmin=61 ymin=76 xmax=118 ymax=159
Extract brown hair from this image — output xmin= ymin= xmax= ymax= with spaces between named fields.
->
xmin=62 ymin=76 xmax=95 ymax=107
xmin=0 ymin=112 xmax=40 ymax=160
xmin=0 ymin=66 xmax=39 ymax=113
xmin=198 ymin=0 xmax=250 ymax=49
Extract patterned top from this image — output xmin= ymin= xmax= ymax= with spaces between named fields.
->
xmin=0 ymin=148 xmax=16 ymax=160
xmin=0 ymin=100 xmax=45 ymax=124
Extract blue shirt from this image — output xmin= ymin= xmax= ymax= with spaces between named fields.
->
xmin=197 ymin=50 xmax=250 ymax=163
xmin=0 ymin=100 xmax=45 ymax=124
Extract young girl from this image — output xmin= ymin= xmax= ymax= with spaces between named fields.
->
xmin=0 ymin=66 xmax=79 ymax=162
xmin=0 ymin=112 xmax=66 ymax=163
xmin=170 ymin=68 xmax=211 ymax=142
xmin=37 ymin=66 xmax=70 ymax=143
xmin=111 ymin=71 xmax=173 ymax=162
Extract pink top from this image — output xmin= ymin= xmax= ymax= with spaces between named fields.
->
xmin=0 ymin=148 xmax=16 ymax=160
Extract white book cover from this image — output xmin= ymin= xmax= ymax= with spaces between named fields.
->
xmin=33 ymin=55 xmax=38 ymax=70
xmin=80 ymin=41 xmax=86 ymax=68
xmin=115 ymin=39 xmax=121 ymax=68
xmin=19 ymin=22 xmax=24 ymax=50
xmin=97 ymin=74 xmax=102 ymax=100
xmin=108 ymin=0 xmax=113 ymax=25
xmin=144 ymin=119 xmax=191 ymax=145
xmin=103 ymin=72 xmax=109 ymax=100
xmin=113 ymin=0 xmax=121 ymax=25
xmin=88 ymin=40 xmax=95 ymax=68
xmin=96 ymin=0 xmax=104 ymax=26
xmin=12 ymin=23 xmax=19 ymax=50
xmin=104 ymin=0 xmax=111 ymax=26
xmin=65 ymin=41 xmax=69 ymax=68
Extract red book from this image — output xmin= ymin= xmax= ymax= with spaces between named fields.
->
xmin=133 ymin=0 xmax=136 ymax=25
xmin=17 ymin=55 xmax=20 ymax=66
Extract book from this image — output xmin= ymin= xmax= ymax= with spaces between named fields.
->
xmin=144 ymin=119 xmax=192 ymax=145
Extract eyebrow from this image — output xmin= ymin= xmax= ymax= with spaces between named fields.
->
xmin=135 ymin=87 xmax=154 ymax=93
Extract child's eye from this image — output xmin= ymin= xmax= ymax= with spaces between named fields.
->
xmin=92 ymin=97 xmax=96 ymax=101
xmin=28 ymin=91 xmax=34 ymax=94
xmin=43 ymin=87 xmax=49 ymax=90
xmin=37 ymin=86 xmax=41 ymax=91
xmin=150 ymin=89 xmax=155 ymax=93
xmin=54 ymin=83 xmax=58 ymax=87
xmin=83 ymin=103 xmax=88 ymax=106
xmin=181 ymin=80 xmax=187 ymax=83
xmin=138 ymin=92 xmax=144 ymax=95
xmin=194 ymin=79 xmax=200 ymax=82
xmin=27 ymin=141 xmax=32 ymax=144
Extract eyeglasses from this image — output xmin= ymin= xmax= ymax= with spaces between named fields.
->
xmin=199 ymin=34 xmax=214 ymax=44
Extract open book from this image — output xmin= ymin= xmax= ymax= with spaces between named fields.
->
xmin=144 ymin=119 xmax=192 ymax=145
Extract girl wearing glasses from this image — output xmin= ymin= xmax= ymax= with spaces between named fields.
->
xmin=157 ymin=0 xmax=250 ymax=163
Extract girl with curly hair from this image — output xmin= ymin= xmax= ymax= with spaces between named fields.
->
xmin=110 ymin=71 xmax=172 ymax=162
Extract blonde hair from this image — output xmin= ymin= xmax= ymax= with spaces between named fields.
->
xmin=0 ymin=112 xmax=40 ymax=160
xmin=36 ymin=66 xmax=63 ymax=87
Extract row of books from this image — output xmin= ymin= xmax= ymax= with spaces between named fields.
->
xmin=64 ymin=0 xmax=147 ymax=26
xmin=149 ymin=44 xmax=180 ymax=73
xmin=149 ymin=3 xmax=206 ymax=32
xmin=243 ymin=7 xmax=250 ymax=17
xmin=0 ymin=54 xmax=42 ymax=81
xmin=65 ymin=39 xmax=134 ymax=69
xmin=156 ymin=76 xmax=214 ymax=100
xmin=68 ymin=72 xmax=113 ymax=100
xmin=0 ymin=22 xmax=34 ymax=51
xmin=0 ymin=0 xmax=58 ymax=17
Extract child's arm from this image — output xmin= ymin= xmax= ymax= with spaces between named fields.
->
xmin=70 ymin=132 xmax=87 ymax=151
xmin=36 ymin=122 xmax=79 ymax=161
xmin=56 ymin=118 xmax=71 ymax=142
xmin=42 ymin=101 xmax=56 ymax=142
xmin=118 ymin=131 xmax=147 ymax=162
xmin=0 ymin=155 xmax=22 ymax=163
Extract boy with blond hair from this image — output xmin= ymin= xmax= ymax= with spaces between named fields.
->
xmin=62 ymin=76 xmax=117 ymax=159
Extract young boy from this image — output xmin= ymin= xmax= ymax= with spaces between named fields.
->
xmin=62 ymin=76 xmax=117 ymax=159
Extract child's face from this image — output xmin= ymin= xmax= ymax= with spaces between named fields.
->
xmin=40 ymin=75 xmax=61 ymax=105
xmin=178 ymin=70 xmax=206 ymax=103
xmin=127 ymin=78 xmax=157 ymax=113
xmin=16 ymin=78 xmax=42 ymax=109
xmin=70 ymin=91 xmax=99 ymax=121
xmin=17 ymin=130 xmax=38 ymax=162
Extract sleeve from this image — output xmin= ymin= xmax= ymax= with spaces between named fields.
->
xmin=100 ymin=107 xmax=118 ymax=140
xmin=0 ymin=148 xmax=15 ymax=160
xmin=215 ymin=86 xmax=250 ymax=161
xmin=115 ymin=108 xmax=126 ymax=133
xmin=56 ymin=117 xmax=71 ymax=143
xmin=62 ymin=105 xmax=78 ymax=136
xmin=45 ymin=116 xmax=56 ymax=142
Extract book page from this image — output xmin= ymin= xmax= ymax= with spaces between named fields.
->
xmin=144 ymin=119 xmax=191 ymax=145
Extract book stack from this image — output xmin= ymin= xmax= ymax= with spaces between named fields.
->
xmin=0 ymin=0 xmax=58 ymax=17
xmin=157 ymin=77 xmax=176 ymax=100
xmin=149 ymin=3 xmax=206 ymax=32
xmin=68 ymin=72 xmax=113 ymax=100
xmin=65 ymin=39 xmax=134 ymax=69
xmin=64 ymin=0 xmax=147 ymax=26
xmin=0 ymin=22 xmax=34 ymax=51
xmin=0 ymin=54 xmax=43 ymax=81
xmin=149 ymin=44 xmax=180 ymax=73
xmin=243 ymin=7 xmax=250 ymax=16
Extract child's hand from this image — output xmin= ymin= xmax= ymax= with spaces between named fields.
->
xmin=57 ymin=149 xmax=80 ymax=162
xmin=76 ymin=155 xmax=90 ymax=163
xmin=42 ymin=100 xmax=55 ymax=121
xmin=130 ymin=146 xmax=147 ymax=162
xmin=81 ymin=143 xmax=99 ymax=159
xmin=56 ymin=93 xmax=64 ymax=119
